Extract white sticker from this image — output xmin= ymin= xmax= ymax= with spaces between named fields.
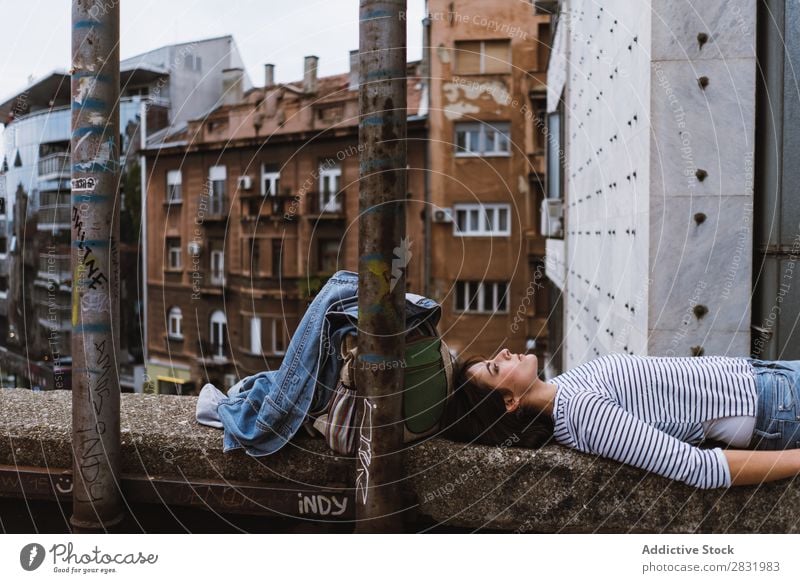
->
xmin=71 ymin=177 xmax=97 ymax=192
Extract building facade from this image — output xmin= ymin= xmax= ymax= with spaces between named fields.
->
xmin=425 ymin=0 xmax=553 ymax=363
xmin=143 ymin=57 xmax=427 ymax=393
xmin=0 ymin=36 xmax=248 ymax=390
xmin=543 ymin=0 xmax=779 ymax=370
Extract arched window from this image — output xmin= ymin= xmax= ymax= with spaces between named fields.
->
xmin=210 ymin=310 xmax=227 ymax=357
xmin=168 ymin=306 xmax=183 ymax=339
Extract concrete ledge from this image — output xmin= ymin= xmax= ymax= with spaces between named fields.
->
xmin=1 ymin=388 xmax=797 ymax=532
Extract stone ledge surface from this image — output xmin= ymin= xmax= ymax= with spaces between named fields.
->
xmin=1 ymin=388 xmax=797 ymax=533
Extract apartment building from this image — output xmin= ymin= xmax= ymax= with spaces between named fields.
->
xmin=425 ymin=0 xmax=553 ymax=363
xmin=143 ymin=56 xmax=427 ymax=394
xmin=0 ymin=35 xmax=248 ymax=390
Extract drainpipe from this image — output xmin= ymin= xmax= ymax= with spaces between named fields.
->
xmin=139 ymin=100 xmax=148 ymax=371
xmin=422 ymin=3 xmax=432 ymax=297
xmin=70 ymin=0 xmax=125 ymax=532
xmin=356 ymin=0 xmax=407 ymax=532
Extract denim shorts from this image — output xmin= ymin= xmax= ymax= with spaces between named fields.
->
xmin=747 ymin=358 xmax=800 ymax=450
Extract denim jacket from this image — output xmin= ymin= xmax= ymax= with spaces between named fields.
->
xmin=206 ymin=270 xmax=441 ymax=456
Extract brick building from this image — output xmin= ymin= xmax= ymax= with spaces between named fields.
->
xmin=425 ymin=0 xmax=553 ymax=363
xmin=143 ymin=57 xmax=427 ymax=393
xmin=143 ymin=4 xmax=556 ymax=393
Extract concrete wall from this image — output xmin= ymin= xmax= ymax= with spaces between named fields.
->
xmin=549 ymin=0 xmax=755 ymax=367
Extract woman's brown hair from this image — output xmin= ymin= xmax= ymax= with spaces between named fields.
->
xmin=441 ymin=354 xmax=554 ymax=448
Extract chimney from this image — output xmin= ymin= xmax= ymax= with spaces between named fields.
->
xmin=349 ymin=49 xmax=359 ymax=91
xmin=264 ymin=63 xmax=275 ymax=88
xmin=303 ymin=55 xmax=318 ymax=93
xmin=221 ymin=67 xmax=244 ymax=105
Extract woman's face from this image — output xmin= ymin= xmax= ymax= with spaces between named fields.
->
xmin=466 ymin=348 xmax=539 ymax=410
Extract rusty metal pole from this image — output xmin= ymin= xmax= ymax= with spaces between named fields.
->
xmin=355 ymin=0 xmax=407 ymax=532
xmin=70 ymin=0 xmax=125 ymax=532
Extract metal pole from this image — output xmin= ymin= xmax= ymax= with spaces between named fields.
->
xmin=355 ymin=0 xmax=407 ymax=532
xmin=70 ymin=0 xmax=125 ymax=532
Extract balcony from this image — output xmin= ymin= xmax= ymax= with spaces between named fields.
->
xmin=196 ymin=338 xmax=230 ymax=365
xmin=307 ymin=191 xmax=345 ymax=219
xmin=200 ymin=194 xmax=227 ymax=222
xmin=37 ymin=153 xmax=70 ymax=182
xmin=37 ymin=206 xmax=71 ymax=231
xmin=240 ymin=192 xmax=297 ymax=222
xmin=37 ymin=254 xmax=71 ymax=283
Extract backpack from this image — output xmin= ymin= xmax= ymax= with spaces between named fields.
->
xmin=313 ymin=320 xmax=455 ymax=455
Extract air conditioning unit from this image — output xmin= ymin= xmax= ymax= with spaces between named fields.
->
xmin=237 ymin=175 xmax=253 ymax=190
xmin=224 ymin=373 xmax=237 ymax=389
xmin=540 ymin=198 xmax=563 ymax=237
xmin=432 ymin=206 xmax=453 ymax=223
xmin=187 ymin=241 xmax=202 ymax=257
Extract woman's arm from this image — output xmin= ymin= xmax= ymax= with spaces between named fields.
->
xmin=565 ymin=391 xmax=731 ymax=489
xmin=723 ymin=448 xmax=800 ymax=486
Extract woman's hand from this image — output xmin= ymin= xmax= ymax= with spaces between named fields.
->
xmin=723 ymin=448 xmax=800 ymax=486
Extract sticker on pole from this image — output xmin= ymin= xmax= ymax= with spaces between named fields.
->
xmin=71 ymin=177 xmax=97 ymax=192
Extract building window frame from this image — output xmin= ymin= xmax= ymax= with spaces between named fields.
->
xmin=270 ymin=319 xmax=287 ymax=355
xmin=210 ymin=249 xmax=225 ymax=285
xmin=454 ymin=39 xmax=511 ymax=74
xmin=168 ymin=306 xmax=183 ymax=340
xmin=453 ymin=203 xmax=511 ymax=237
xmin=319 ymin=162 xmax=342 ymax=212
xmin=166 ymin=238 xmax=182 ymax=270
xmin=208 ymin=165 xmax=227 ymax=214
xmin=210 ymin=310 xmax=227 ymax=358
xmin=249 ymin=316 xmax=262 ymax=354
xmin=167 ymin=169 xmax=182 ymax=204
xmin=454 ymin=281 xmax=509 ymax=314
xmin=261 ymin=165 xmax=281 ymax=196
xmin=454 ymin=122 xmax=510 ymax=157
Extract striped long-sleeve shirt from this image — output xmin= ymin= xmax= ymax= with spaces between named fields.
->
xmin=550 ymin=353 xmax=758 ymax=489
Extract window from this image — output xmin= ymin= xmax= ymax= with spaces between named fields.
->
xmin=272 ymin=239 xmax=282 ymax=276
xmin=454 ymin=122 xmax=510 ymax=156
xmin=319 ymin=162 xmax=341 ymax=212
xmin=249 ymin=316 xmax=262 ymax=353
xmin=167 ymin=170 xmax=182 ymax=203
xmin=261 ymin=165 xmax=280 ymax=196
xmin=168 ymin=306 xmax=183 ymax=339
xmin=546 ymin=111 xmax=562 ymax=200
xmin=184 ymin=53 xmax=202 ymax=72
xmin=167 ymin=238 xmax=182 ymax=270
xmin=210 ymin=310 xmax=227 ymax=357
xmin=454 ymin=203 xmax=511 ymax=236
xmin=318 ymin=239 xmax=339 ymax=273
xmin=270 ymin=319 xmax=287 ymax=355
xmin=249 ymin=238 xmax=261 ymax=274
xmin=210 ymin=249 xmax=225 ymax=285
xmin=455 ymin=281 xmax=509 ymax=313
xmin=208 ymin=165 xmax=226 ymax=214
xmin=454 ymin=40 xmax=511 ymax=74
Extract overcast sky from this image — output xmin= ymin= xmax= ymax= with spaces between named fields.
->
xmin=0 ymin=0 xmax=425 ymax=105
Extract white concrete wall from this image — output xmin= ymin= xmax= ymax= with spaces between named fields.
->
xmin=559 ymin=0 xmax=652 ymax=368
xmin=647 ymin=0 xmax=755 ymax=357
xmin=549 ymin=0 xmax=755 ymax=367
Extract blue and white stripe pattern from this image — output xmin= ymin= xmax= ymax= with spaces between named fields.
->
xmin=550 ymin=354 xmax=758 ymax=489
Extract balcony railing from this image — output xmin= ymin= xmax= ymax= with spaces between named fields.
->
xmin=196 ymin=338 xmax=230 ymax=364
xmin=37 ymin=254 xmax=71 ymax=283
xmin=37 ymin=153 xmax=70 ymax=182
xmin=37 ymin=206 xmax=71 ymax=231
xmin=198 ymin=194 xmax=227 ymax=221
xmin=307 ymin=191 xmax=345 ymax=217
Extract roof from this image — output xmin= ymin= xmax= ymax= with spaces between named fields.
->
xmin=145 ymin=60 xmax=426 ymax=151
xmin=0 ymin=34 xmax=239 ymax=122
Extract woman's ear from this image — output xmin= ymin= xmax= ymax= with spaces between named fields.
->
xmin=502 ymin=390 xmax=520 ymax=414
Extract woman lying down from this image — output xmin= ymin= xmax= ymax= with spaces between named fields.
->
xmin=443 ymin=348 xmax=800 ymax=489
